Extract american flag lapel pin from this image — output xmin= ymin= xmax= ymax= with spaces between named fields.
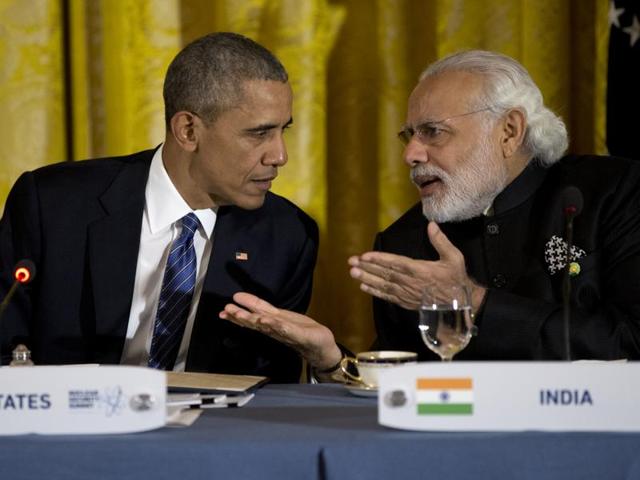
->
xmin=235 ymin=251 xmax=249 ymax=261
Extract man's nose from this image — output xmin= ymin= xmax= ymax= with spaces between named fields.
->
xmin=265 ymin=134 xmax=288 ymax=167
xmin=403 ymin=136 xmax=428 ymax=168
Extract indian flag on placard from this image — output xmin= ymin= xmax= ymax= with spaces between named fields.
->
xmin=416 ymin=378 xmax=473 ymax=415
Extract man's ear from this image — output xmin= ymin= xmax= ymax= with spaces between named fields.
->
xmin=500 ymin=108 xmax=527 ymax=158
xmin=169 ymin=111 xmax=199 ymax=152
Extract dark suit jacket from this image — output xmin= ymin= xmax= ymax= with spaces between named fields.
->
xmin=373 ymin=155 xmax=640 ymax=361
xmin=0 ymin=149 xmax=318 ymax=382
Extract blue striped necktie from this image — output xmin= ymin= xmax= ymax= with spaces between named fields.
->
xmin=148 ymin=213 xmax=200 ymax=370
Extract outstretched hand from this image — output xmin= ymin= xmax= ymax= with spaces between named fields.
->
xmin=348 ymin=221 xmax=486 ymax=311
xmin=219 ymin=292 xmax=342 ymax=370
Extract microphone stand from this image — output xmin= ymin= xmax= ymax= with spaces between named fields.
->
xmin=0 ymin=282 xmax=22 ymax=366
xmin=0 ymin=282 xmax=21 ymax=320
xmin=0 ymin=260 xmax=36 ymax=365
xmin=562 ymin=207 xmax=577 ymax=361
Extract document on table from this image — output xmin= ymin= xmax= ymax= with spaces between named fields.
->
xmin=167 ymin=392 xmax=255 ymax=408
xmin=166 ymin=392 xmax=255 ymax=427
xmin=166 ymin=371 xmax=268 ymax=394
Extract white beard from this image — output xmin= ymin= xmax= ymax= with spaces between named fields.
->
xmin=411 ymin=136 xmax=508 ymax=223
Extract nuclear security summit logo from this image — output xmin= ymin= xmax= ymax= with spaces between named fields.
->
xmin=68 ymin=386 xmax=125 ymax=416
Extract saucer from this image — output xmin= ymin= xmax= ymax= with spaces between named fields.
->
xmin=345 ymin=383 xmax=378 ymax=398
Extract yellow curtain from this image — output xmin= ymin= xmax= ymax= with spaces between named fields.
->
xmin=0 ymin=0 xmax=66 ymax=203
xmin=0 ymin=0 xmax=610 ymax=353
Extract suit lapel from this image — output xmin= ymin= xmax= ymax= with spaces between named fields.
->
xmin=86 ymin=154 xmax=151 ymax=363
xmin=200 ymin=207 xmax=261 ymax=296
xmin=186 ymin=207 xmax=248 ymax=370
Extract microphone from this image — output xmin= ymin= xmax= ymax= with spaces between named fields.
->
xmin=560 ymin=186 xmax=583 ymax=361
xmin=0 ymin=260 xmax=36 ymax=366
xmin=0 ymin=259 xmax=36 ymax=328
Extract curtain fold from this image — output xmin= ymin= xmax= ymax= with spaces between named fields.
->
xmin=0 ymin=0 xmax=65 ymax=199
xmin=0 ymin=0 xmax=608 ymax=353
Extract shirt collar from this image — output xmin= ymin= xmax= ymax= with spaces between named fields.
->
xmin=145 ymin=144 xmax=217 ymax=237
xmin=487 ymin=160 xmax=548 ymax=216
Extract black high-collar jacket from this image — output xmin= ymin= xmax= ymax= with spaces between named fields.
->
xmin=373 ymin=155 xmax=640 ymax=361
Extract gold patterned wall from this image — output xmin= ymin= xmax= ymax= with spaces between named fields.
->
xmin=0 ymin=0 xmax=609 ymax=353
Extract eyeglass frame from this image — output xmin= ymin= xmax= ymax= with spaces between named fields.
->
xmin=397 ymin=106 xmax=497 ymax=146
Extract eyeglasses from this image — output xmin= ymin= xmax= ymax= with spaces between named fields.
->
xmin=397 ymin=107 xmax=494 ymax=146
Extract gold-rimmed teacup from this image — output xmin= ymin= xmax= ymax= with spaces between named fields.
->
xmin=340 ymin=351 xmax=417 ymax=388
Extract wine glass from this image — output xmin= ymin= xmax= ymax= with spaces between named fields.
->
xmin=419 ymin=285 xmax=476 ymax=361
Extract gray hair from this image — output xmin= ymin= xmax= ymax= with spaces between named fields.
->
xmin=163 ymin=32 xmax=288 ymax=126
xmin=420 ymin=50 xmax=568 ymax=165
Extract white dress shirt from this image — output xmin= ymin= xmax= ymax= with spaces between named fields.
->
xmin=120 ymin=145 xmax=217 ymax=371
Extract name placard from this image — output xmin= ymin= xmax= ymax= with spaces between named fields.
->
xmin=378 ymin=362 xmax=640 ymax=431
xmin=0 ymin=366 xmax=166 ymax=435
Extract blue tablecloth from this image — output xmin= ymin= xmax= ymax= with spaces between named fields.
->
xmin=2 ymin=383 xmax=640 ymax=479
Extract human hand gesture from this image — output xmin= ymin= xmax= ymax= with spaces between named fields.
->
xmin=220 ymin=292 xmax=342 ymax=370
xmin=348 ymin=222 xmax=486 ymax=312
